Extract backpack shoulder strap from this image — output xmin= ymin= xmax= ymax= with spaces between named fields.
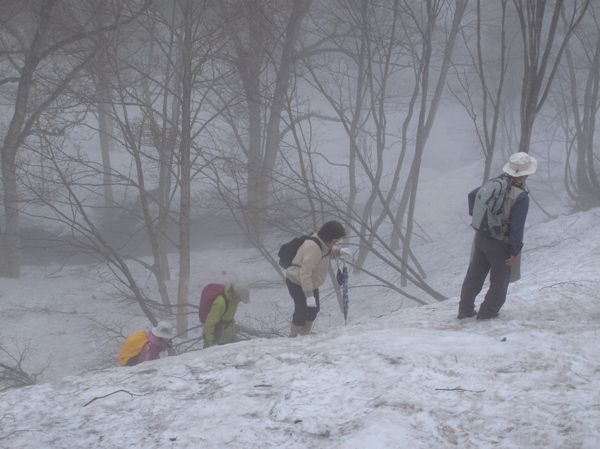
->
xmin=502 ymin=173 xmax=512 ymax=198
xmin=308 ymin=235 xmax=332 ymax=258
xmin=221 ymin=285 xmax=233 ymax=315
xmin=307 ymin=236 xmax=323 ymax=250
xmin=510 ymin=178 xmax=528 ymax=194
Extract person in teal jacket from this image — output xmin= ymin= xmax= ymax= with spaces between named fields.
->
xmin=203 ymin=284 xmax=250 ymax=348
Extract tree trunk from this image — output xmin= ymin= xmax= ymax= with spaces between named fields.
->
xmin=0 ymin=150 xmax=21 ymax=278
xmin=176 ymin=0 xmax=194 ymax=335
xmin=575 ymin=34 xmax=600 ymax=207
xmin=261 ymin=0 xmax=312 ymax=187
xmin=0 ymin=0 xmax=149 ymax=278
xmin=230 ymin=1 xmax=311 ymax=241
xmin=517 ymin=94 xmax=536 ymax=153
xmin=94 ymin=72 xmax=116 ymax=227
xmin=400 ymin=0 xmax=467 ymax=286
xmin=0 ymin=0 xmax=55 ymax=278
xmin=241 ymin=3 xmax=264 ymax=243
xmin=514 ymin=0 xmax=590 ymax=154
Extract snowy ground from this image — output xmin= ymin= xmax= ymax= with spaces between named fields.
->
xmin=1 ymin=167 xmax=599 ymax=447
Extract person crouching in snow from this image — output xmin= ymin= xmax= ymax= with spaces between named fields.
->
xmin=203 ymin=284 xmax=250 ymax=348
xmin=285 ymin=220 xmax=352 ymax=337
xmin=119 ymin=321 xmax=175 ymax=367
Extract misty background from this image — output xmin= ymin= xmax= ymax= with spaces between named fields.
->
xmin=0 ymin=0 xmax=598 ymax=389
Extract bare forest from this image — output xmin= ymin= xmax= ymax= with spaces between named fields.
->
xmin=1 ymin=0 xmax=597 ymax=340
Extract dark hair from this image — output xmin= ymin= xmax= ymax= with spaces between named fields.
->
xmin=318 ymin=221 xmax=346 ymax=242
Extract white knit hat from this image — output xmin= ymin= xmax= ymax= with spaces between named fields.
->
xmin=151 ymin=321 xmax=175 ymax=339
xmin=502 ymin=152 xmax=538 ymax=177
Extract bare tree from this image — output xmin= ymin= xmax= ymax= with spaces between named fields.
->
xmin=0 ymin=340 xmax=40 ymax=392
xmin=19 ymin=129 xmax=168 ymax=325
xmin=176 ymin=0 xmax=195 ymax=334
xmin=0 ymin=0 xmax=150 ymax=278
xmin=450 ymin=0 xmax=511 ymax=182
xmin=301 ymin=1 xmax=430 ymax=288
xmin=212 ymin=0 xmax=313 ymax=242
xmin=232 ymin=0 xmax=466 ymax=302
xmin=512 ymin=0 xmax=590 ymax=153
xmin=4 ymin=0 xmax=229 ymax=336
xmin=559 ymin=5 xmax=600 ymax=209
xmin=395 ymin=0 xmax=467 ymax=286
xmin=88 ymin=12 xmax=118 ymax=228
xmin=91 ymin=0 xmax=227 ymax=332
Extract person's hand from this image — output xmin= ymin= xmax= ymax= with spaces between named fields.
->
xmin=338 ymin=247 xmax=353 ymax=262
xmin=306 ymin=295 xmax=316 ymax=307
xmin=505 ymin=255 xmax=517 ymax=266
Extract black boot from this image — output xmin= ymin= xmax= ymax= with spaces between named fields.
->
xmin=457 ymin=309 xmax=477 ymax=319
xmin=476 ymin=311 xmax=499 ymax=320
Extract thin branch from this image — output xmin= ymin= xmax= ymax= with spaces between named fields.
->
xmin=83 ymin=389 xmax=147 ymax=407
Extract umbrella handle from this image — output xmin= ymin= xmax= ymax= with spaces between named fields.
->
xmin=342 ymin=265 xmax=349 ymax=325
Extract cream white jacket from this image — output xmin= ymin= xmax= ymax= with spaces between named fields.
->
xmin=285 ymin=234 xmax=341 ymax=295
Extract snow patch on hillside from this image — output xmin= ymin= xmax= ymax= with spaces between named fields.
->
xmin=1 ymin=208 xmax=599 ymax=448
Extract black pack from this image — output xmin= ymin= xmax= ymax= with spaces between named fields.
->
xmin=278 ymin=235 xmax=322 ymax=269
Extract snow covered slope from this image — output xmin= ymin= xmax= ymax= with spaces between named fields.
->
xmin=1 ymin=209 xmax=599 ymax=448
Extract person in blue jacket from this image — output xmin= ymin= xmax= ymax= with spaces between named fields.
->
xmin=458 ymin=152 xmax=537 ymax=320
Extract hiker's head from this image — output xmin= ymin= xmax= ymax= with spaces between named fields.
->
xmin=151 ymin=321 xmax=175 ymax=340
xmin=503 ymin=152 xmax=537 ymax=181
xmin=318 ymin=221 xmax=346 ymax=247
xmin=232 ymin=284 xmax=250 ymax=304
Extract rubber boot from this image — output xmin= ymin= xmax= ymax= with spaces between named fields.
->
xmin=289 ymin=323 xmax=302 ymax=338
xmin=300 ymin=320 xmax=314 ymax=335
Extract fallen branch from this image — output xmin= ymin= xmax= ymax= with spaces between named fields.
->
xmin=0 ymin=342 xmax=40 ymax=392
xmin=83 ymin=389 xmax=146 ymax=407
xmin=435 ymin=387 xmax=485 ymax=393
xmin=540 ymin=280 xmax=598 ymax=291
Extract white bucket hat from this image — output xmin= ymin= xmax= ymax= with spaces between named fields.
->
xmin=152 ymin=321 xmax=175 ymax=339
xmin=502 ymin=152 xmax=537 ymax=177
xmin=233 ymin=284 xmax=250 ymax=304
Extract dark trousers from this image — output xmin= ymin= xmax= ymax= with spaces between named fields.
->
xmin=459 ymin=232 xmax=511 ymax=316
xmin=286 ymin=278 xmax=320 ymax=326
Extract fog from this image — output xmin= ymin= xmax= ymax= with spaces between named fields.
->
xmin=0 ymin=1 xmax=599 ymax=446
